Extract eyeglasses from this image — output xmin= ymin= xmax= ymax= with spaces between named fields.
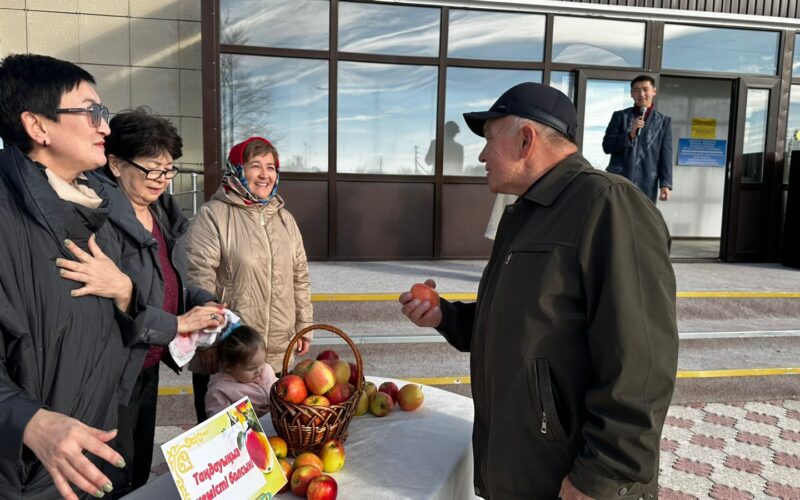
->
xmin=121 ymin=158 xmax=180 ymax=180
xmin=55 ymin=102 xmax=110 ymax=127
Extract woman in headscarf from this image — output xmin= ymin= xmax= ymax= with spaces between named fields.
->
xmin=185 ymin=136 xmax=313 ymax=422
xmin=85 ymin=107 xmax=223 ymax=496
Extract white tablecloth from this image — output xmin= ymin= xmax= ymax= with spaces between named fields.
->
xmin=125 ymin=376 xmax=479 ymax=500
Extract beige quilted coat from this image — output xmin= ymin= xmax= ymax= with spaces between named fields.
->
xmin=185 ymin=186 xmax=313 ymax=373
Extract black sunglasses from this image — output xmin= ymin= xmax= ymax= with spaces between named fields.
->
xmin=55 ymin=102 xmax=110 ymax=127
xmin=121 ymin=158 xmax=180 ymax=180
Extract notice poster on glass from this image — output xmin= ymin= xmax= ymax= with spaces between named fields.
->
xmin=677 ymin=138 xmax=727 ymax=167
xmin=161 ymin=398 xmax=286 ymax=500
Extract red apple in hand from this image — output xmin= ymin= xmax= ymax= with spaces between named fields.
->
xmin=410 ymin=283 xmax=440 ymax=306
xmin=275 ymin=374 xmax=308 ymax=404
xmin=316 ymin=349 xmax=339 ymax=362
xmin=291 ymin=465 xmax=322 ymax=496
xmin=307 ymin=475 xmax=338 ymax=500
xmin=378 ymin=381 xmax=399 ymax=403
xmin=397 ymin=383 xmax=424 ymax=411
xmin=305 ymin=361 xmax=336 ymax=395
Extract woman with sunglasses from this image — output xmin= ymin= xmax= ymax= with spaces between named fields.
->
xmin=84 ymin=107 xmax=224 ymax=496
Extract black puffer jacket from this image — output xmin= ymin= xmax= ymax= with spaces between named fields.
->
xmin=86 ymin=171 xmax=216 ymax=382
xmin=0 ymin=147 xmax=141 ymax=499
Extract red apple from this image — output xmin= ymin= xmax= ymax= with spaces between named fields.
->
xmin=397 ymin=383 xmax=424 ymax=411
xmin=354 ymin=390 xmax=370 ymax=416
xmin=305 ymin=360 xmax=336 ymax=395
xmin=291 ymin=464 xmax=322 ymax=496
xmin=330 ymin=360 xmax=351 ymax=385
xmin=294 ymin=452 xmax=323 ymax=471
xmin=378 ymin=381 xmax=399 ymax=403
xmin=277 ymin=458 xmax=293 ymax=493
xmin=316 ymin=349 xmax=339 ymax=362
xmin=364 ymin=381 xmax=377 ymax=399
xmin=348 ymin=362 xmax=359 ymax=385
xmin=325 ymin=382 xmax=353 ymax=405
xmin=318 ymin=439 xmax=345 ymax=473
xmin=301 ymin=395 xmax=330 ymax=425
xmin=369 ymin=391 xmax=393 ymax=417
xmin=275 ymin=374 xmax=308 ymax=404
xmin=307 ymin=474 xmax=338 ymax=500
xmin=410 ymin=283 xmax=440 ymax=306
xmin=292 ymin=359 xmax=314 ymax=378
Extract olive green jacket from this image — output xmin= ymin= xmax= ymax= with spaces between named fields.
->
xmin=438 ymin=152 xmax=678 ymax=499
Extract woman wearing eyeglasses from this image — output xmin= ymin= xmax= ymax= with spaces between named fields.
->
xmin=84 ymin=107 xmax=224 ymax=496
xmin=184 ymin=136 xmax=314 ymax=422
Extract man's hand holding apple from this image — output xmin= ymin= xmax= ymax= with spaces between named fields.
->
xmin=398 ymin=279 xmax=442 ymax=328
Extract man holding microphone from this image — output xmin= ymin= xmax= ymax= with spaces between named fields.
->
xmin=602 ymin=74 xmax=674 ymax=202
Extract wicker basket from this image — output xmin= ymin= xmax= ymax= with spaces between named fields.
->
xmin=269 ymin=324 xmax=364 ymax=456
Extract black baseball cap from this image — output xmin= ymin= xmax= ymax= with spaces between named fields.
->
xmin=463 ymin=82 xmax=578 ymax=141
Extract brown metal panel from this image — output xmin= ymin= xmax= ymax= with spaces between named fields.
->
xmin=440 ymin=184 xmax=495 ymax=258
xmin=433 ymin=8 xmax=448 ymax=258
xmin=335 ymin=182 xmax=434 ymax=259
xmin=201 ymin=0 xmax=221 ymax=201
xmin=279 ymin=180 xmax=329 ymax=259
xmin=734 ymin=188 xmax=765 ymax=257
xmin=328 ymin=0 xmax=338 ymax=259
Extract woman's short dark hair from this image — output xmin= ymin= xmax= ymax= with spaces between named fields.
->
xmin=105 ymin=107 xmax=183 ymax=162
xmin=220 ymin=325 xmax=267 ymax=370
xmin=0 ymin=54 xmax=96 ymax=153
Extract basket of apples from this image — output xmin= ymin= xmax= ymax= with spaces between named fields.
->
xmin=269 ymin=324 xmax=364 ymax=456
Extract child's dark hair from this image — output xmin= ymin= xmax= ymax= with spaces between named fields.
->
xmin=220 ymin=325 xmax=267 ymax=370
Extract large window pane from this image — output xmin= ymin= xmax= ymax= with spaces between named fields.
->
xmin=445 ymin=68 xmax=542 ymax=176
xmin=794 ymin=36 xmax=800 ymax=76
xmin=786 ymin=85 xmax=800 ymax=184
xmin=221 ymin=55 xmax=328 ymax=173
xmin=338 ymin=62 xmax=437 ymax=175
xmin=552 ymin=17 xmax=644 ymax=67
xmin=339 ymin=2 xmax=439 ymax=56
xmin=448 ymin=10 xmax=545 ymax=61
xmin=583 ymin=79 xmax=631 ymax=170
xmin=742 ymin=89 xmax=769 ymax=183
xmin=220 ymin=0 xmax=329 ymax=49
xmin=663 ymin=25 xmax=778 ymax=75
xmin=549 ymin=71 xmax=575 ymax=102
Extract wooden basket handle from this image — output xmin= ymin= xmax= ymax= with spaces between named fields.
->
xmin=282 ymin=324 xmax=364 ymax=391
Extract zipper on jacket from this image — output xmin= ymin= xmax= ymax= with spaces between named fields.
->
xmin=259 ymin=207 xmax=266 ymax=226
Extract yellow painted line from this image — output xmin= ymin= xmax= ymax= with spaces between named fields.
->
xmin=156 ymin=367 xmax=800 ymax=395
xmin=311 ymin=291 xmax=800 ymax=302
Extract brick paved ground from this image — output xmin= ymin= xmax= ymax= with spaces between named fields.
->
xmin=660 ymin=399 xmax=800 ymax=499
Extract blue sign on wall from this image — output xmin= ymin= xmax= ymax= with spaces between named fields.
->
xmin=677 ymin=138 xmax=727 ymax=167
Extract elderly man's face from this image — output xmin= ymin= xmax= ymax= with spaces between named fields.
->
xmin=479 ymin=117 xmax=527 ymax=195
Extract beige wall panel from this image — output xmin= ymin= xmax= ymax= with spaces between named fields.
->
xmin=0 ymin=0 xmax=25 ymax=9
xmin=180 ymin=0 xmax=200 ymax=21
xmin=179 ymin=117 xmax=202 ymax=164
xmin=27 ymin=0 xmax=77 ymax=12
xmin=78 ymin=0 xmax=128 ymax=16
xmin=0 ymin=9 xmax=27 ymax=57
xmin=130 ymin=0 xmax=180 ymax=20
xmin=130 ymin=18 xmax=179 ymax=68
xmin=180 ymin=69 xmax=201 ymax=117
xmin=81 ymin=64 xmax=130 ymax=113
xmin=28 ymin=11 xmax=79 ymax=61
xmin=79 ymin=14 xmax=129 ymax=65
xmin=178 ymin=20 xmax=200 ymax=69
xmin=131 ymin=66 xmax=179 ymax=115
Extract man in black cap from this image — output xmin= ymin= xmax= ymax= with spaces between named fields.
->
xmin=399 ymin=82 xmax=678 ymax=500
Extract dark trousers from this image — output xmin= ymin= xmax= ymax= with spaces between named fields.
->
xmin=109 ymin=364 xmax=159 ymax=497
xmin=192 ymin=372 xmax=210 ymax=423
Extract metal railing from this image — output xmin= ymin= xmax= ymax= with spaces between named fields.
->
xmin=168 ymin=172 xmax=203 ymax=217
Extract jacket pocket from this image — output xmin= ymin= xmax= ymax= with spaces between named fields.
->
xmin=526 ymin=358 xmax=568 ymax=442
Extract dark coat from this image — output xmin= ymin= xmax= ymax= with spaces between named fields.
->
xmin=0 ymin=147 xmax=141 ymax=499
xmin=437 ymin=153 xmax=678 ymax=500
xmin=602 ymin=107 xmax=673 ymax=201
xmin=86 ymin=172 xmax=217 ymax=381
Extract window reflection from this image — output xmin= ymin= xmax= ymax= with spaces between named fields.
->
xmin=549 ymin=71 xmax=575 ymax=102
xmin=552 ymin=17 xmax=644 ymax=67
xmin=663 ymin=25 xmax=778 ymax=75
xmin=221 ymin=55 xmax=329 ymax=172
xmin=448 ymin=10 xmax=545 ymax=61
xmin=339 ymin=2 xmax=439 ymax=56
xmin=337 ymin=62 xmax=437 ymax=175
xmin=220 ymin=0 xmax=329 ymax=49
xmin=794 ymin=37 xmax=800 ymax=76
xmin=583 ymin=79 xmax=631 ymax=169
xmin=786 ymin=85 xmax=800 ymax=184
xmin=445 ymin=68 xmax=542 ymax=176
xmin=742 ymin=89 xmax=769 ymax=183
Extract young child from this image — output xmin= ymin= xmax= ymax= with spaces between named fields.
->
xmin=205 ymin=325 xmax=277 ymax=417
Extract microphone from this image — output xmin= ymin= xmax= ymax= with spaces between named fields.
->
xmin=636 ymin=106 xmax=647 ymax=137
